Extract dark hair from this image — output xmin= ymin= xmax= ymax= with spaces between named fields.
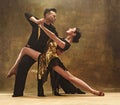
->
xmin=43 ymin=8 xmax=57 ymax=17
xmin=73 ymin=28 xmax=81 ymax=43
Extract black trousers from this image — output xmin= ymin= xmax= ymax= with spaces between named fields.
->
xmin=13 ymin=55 xmax=43 ymax=96
xmin=13 ymin=55 xmax=84 ymax=96
xmin=49 ymin=66 xmax=82 ymax=94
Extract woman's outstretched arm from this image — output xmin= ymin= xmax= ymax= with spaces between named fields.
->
xmin=39 ymin=24 xmax=66 ymax=49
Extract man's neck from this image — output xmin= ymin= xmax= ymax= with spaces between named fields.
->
xmin=44 ymin=19 xmax=51 ymax=25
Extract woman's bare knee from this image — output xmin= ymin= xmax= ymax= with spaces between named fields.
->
xmin=22 ymin=47 xmax=29 ymax=54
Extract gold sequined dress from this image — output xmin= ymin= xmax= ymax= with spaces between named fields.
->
xmin=37 ymin=38 xmax=71 ymax=81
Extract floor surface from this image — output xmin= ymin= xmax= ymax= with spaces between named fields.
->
xmin=0 ymin=92 xmax=120 ymax=105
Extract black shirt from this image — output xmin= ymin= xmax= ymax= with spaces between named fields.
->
xmin=36 ymin=23 xmax=58 ymax=53
xmin=24 ymin=12 xmax=58 ymax=53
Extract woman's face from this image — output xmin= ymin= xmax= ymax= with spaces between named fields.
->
xmin=66 ymin=27 xmax=76 ymax=36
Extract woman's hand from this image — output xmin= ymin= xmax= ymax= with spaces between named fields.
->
xmin=38 ymin=18 xmax=44 ymax=26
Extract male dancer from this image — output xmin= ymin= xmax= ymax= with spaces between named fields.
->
xmin=11 ymin=8 xmax=58 ymax=97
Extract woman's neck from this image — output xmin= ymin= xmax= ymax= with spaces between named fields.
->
xmin=65 ymin=36 xmax=73 ymax=43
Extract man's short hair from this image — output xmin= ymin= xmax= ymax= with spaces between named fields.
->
xmin=43 ymin=8 xmax=57 ymax=17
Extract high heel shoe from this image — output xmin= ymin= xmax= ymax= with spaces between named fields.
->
xmin=93 ymin=91 xmax=105 ymax=96
xmin=7 ymin=71 xmax=16 ymax=78
xmin=98 ymin=91 xmax=105 ymax=96
xmin=53 ymin=90 xmax=62 ymax=96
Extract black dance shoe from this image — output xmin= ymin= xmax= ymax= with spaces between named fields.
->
xmin=12 ymin=94 xmax=23 ymax=97
xmin=38 ymin=89 xmax=45 ymax=97
xmin=53 ymin=91 xmax=62 ymax=96
xmin=76 ymin=88 xmax=86 ymax=94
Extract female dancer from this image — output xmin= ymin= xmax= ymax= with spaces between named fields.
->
xmin=7 ymin=24 xmax=104 ymax=96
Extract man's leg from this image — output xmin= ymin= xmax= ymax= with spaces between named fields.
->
xmin=37 ymin=79 xmax=44 ymax=96
xmin=12 ymin=55 xmax=35 ymax=97
xmin=37 ymin=54 xmax=50 ymax=96
xmin=60 ymin=77 xmax=85 ymax=94
xmin=49 ymin=67 xmax=61 ymax=96
xmin=49 ymin=66 xmax=85 ymax=95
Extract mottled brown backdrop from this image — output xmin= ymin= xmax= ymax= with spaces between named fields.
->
xmin=0 ymin=0 xmax=120 ymax=93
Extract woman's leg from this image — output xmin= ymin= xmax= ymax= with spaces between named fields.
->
xmin=7 ymin=47 xmax=40 ymax=78
xmin=53 ymin=66 xmax=104 ymax=96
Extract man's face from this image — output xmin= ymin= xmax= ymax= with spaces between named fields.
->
xmin=45 ymin=11 xmax=57 ymax=24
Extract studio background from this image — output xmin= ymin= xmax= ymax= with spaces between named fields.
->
xmin=0 ymin=0 xmax=120 ymax=94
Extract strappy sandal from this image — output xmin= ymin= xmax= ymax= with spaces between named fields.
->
xmin=98 ymin=91 xmax=105 ymax=96
xmin=7 ymin=71 xmax=16 ymax=78
xmin=93 ymin=91 xmax=105 ymax=96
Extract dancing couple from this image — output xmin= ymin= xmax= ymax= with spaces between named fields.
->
xmin=7 ymin=8 xmax=104 ymax=97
